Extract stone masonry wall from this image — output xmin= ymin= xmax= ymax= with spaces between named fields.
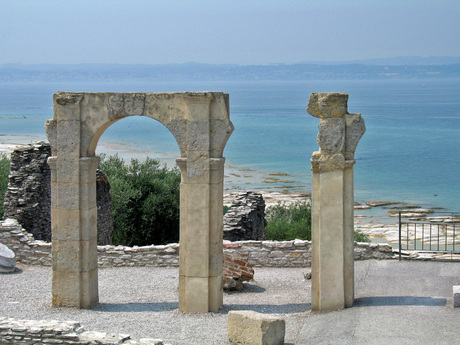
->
xmin=3 ymin=142 xmax=52 ymax=241
xmin=0 ymin=317 xmax=164 ymax=345
xmin=223 ymin=191 xmax=266 ymax=241
xmin=2 ymin=142 xmax=114 ymax=245
xmin=0 ymin=218 xmax=396 ymax=268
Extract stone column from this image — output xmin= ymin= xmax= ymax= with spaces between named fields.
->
xmin=307 ymin=92 xmax=365 ymax=312
xmin=176 ymin=95 xmax=226 ymax=312
xmin=48 ymin=92 xmax=100 ymax=309
xmin=176 ymin=157 xmax=225 ymax=312
xmin=48 ymin=156 xmax=100 ymax=309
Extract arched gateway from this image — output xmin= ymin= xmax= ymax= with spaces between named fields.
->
xmin=45 ymin=91 xmax=234 ymax=312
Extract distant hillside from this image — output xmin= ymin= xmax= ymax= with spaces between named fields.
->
xmin=1 ymin=62 xmax=460 ymax=82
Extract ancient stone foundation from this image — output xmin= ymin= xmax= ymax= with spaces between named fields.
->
xmin=0 ymin=317 xmax=164 ymax=345
xmin=308 ymin=92 xmax=365 ymax=312
xmin=0 ymin=218 xmax=396 ymax=269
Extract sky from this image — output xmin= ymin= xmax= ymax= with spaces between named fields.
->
xmin=1 ymin=0 xmax=460 ymax=65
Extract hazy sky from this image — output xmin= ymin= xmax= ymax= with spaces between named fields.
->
xmin=1 ymin=0 xmax=459 ymax=65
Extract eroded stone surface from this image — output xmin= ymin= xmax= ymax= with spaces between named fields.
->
xmin=308 ymin=92 xmax=365 ymax=312
xmin=223 ymin=191 xmax=266 ymax=241
xmin=307 ymin=92 xmax=348 ymax=118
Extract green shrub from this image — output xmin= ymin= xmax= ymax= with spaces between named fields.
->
xmin=265 ymin=199 xmax=372 ymax=243
xmin=354 ymin=229 xmax=371 ymax=242
xmin=98 ymin=154 xmax=181 ymax=246
xmin=265 ymin=200 xmax=311 ymax=241
xmin=0 ymin=154 xmax=10 ymax=217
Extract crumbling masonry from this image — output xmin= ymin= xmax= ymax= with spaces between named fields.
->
xmin=307 ymin=92 xmax=365 ymax=312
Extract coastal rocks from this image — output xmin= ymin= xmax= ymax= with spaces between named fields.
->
xmin=223 ymin=191 xmax=266 ymax=241
xmin=365 ymin=201 xmax=399 ymax=207
xmin=0 ymin=243 xmax=15 ymax=273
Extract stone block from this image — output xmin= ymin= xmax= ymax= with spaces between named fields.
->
xmin=227 ymin=310 xmax=285 ymax=345
xmin=307 ymin=92 xmax=348 ymax=118
xmin=453 ymin=286 xmax=460 ymax=308
xmin=0 ymin=243 xmax=16 ymax=273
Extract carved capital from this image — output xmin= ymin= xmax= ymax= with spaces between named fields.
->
xmin=307 ymin=92 xmax=348 ymax=119
xmin=311 ymin=152 xmax=346 ymax=173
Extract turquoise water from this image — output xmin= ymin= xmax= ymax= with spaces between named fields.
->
xmin=0 ymin=78 xmax=459 ymax=212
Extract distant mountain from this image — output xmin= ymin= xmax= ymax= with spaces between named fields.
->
xmin=1 ymin=61 xmax=460 ymax=82
xmin=345 ymin=56 xmax=460 ymax=65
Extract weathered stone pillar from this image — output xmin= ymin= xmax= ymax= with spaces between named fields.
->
xmin=46 ymin=91 xmax=233 ymax=312
xmin=307 ymin=92 xmax=365 ymax=312
xmin=176 ymin=94 xmax=226 ymax=312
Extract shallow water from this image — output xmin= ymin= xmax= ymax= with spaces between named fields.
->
xmin=1 ymin=78 xmax=459 ymax=213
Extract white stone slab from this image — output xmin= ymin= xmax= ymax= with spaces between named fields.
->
xmin=0 ymin=243 xmax=16 ymax=273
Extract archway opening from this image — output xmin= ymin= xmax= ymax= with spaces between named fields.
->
xmin=95 ymin=115 xmax=181 ymax=247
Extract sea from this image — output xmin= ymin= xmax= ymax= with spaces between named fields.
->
xmin=1 ymin=78 xmax=459 ymax=215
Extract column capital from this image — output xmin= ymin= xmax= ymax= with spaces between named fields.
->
xmin=311 ymin=152 xmax=346 ymax=173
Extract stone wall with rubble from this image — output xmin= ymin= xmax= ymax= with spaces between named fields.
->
xmin=2 ymin=142 xmax=113 ymax=245
xmin=0 ymin=218 xmax=396 ymax=269
xmin=0 ymin=317 xmax=164 ymax=345
xmin=2 ymin=142 xmax=52 ymax=241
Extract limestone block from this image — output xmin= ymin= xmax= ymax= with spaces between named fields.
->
xmin=454 ymin=286 xmax=460 ymax=308
xmin=0 ymin=243 xmax=16 ymax=273
xmin=318 ymin=118 xmax=345 ymax=154
xmin=307 ymin=92 xmax=348 ymax=118
xmin=227 ymin=310 xmax=285 ymax=345
xmin=344 ymin=112 xmax=366 ymax=160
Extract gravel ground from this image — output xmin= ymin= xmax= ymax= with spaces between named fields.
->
xmin=1 ymin=264 xmax=311 ymax=345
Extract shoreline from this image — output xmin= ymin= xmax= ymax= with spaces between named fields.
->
xmin=1 ymin=136 xmax=454 ymax=231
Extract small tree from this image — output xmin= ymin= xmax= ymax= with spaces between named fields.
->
xmin=99 ymin=154 xmax=181 ymax=246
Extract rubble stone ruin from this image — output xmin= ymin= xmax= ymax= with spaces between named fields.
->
xmin=223 ymin=191 xmax=266 ymax=241
xmin=3 ymin=142 xmax=114 ymax=245
xmin=307 ymin=92 xmax=365 ymax=312
xmin=45 ymin=91 xmax=233 ymax=312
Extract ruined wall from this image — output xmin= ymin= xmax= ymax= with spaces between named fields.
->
xmin=0 ymin=318 xmax=164 ymax=345
xmin=3 ymin=142 xmax=51 ymax=241
xmin=2 ymin=142 xmax=113 ymax=245
xmin=0 ymin=218 xmax=396 ymax=268
xmin=223 ymin=191 xmax=266 ymax=241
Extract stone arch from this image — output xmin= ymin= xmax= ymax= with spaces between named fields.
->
xmin=45 ymin=91 xmax=233 ymax=312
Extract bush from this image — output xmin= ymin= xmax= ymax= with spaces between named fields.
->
xmin=265 ymin=200 xmax=311 ymax=241
xmin=265 ymin=199 xmax=372 ymax=243
xmin=354 ymin=229 xmax=371 ymax=242
xmin=98 ymin=154 xmax=181 ymax=246
xmin=0 ymin=154 xmax=10 ymax=217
